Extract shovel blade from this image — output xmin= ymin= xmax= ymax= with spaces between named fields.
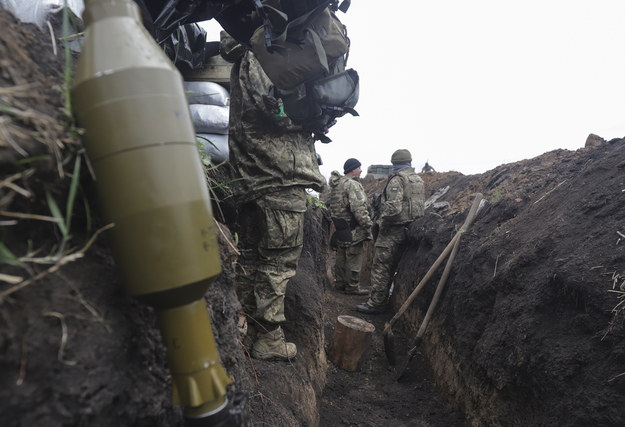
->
xmin=395 ymin=351 xmax=415 ymax=381
xmin=395 ymin=337 xmax=422 ymax=381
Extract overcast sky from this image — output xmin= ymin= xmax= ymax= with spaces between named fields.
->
xmin=206 ymin=1 xmax=625 ymax=178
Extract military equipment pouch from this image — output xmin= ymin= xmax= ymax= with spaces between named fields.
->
xmin=250 ymin=5 xmax=348 ymax=90
xmin=331 ymin=217 xmax=352 ymax=243
xmin=276 ymin=68 xmax=359 ymax=141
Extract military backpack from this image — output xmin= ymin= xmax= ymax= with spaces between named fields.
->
xmin=248 ymin=0 xmax=359 ymax=143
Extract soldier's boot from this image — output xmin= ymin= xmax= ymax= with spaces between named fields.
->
xmin=355 ymin=301 xmax=387 ymax=314
xmin=344 ymin=285 xmax=369 ymax=296
xmin=251 ymin=326 xmax=297 ymax=361
xmin=334 ymin=281 xmax=346 ymax=292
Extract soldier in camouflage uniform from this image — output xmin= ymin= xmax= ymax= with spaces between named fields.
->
xmin=221 ymin=33 xmax=326 ymax=360
xmin=328 ymin=158 xmax=373 ymax=295
xmin=356 ymin=149 xmax=425 ymax=314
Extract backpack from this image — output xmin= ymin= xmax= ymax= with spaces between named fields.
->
xmin=248 ymin=0 xmax=359 ymax=143
xmin=382 ymin=170 xmax=426 ymax=224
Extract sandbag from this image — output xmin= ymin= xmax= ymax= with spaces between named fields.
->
xmin=197 ymin=133 xmax=229 ymax=163
xmin=1 ymin=0 xmax=84 ymax=27
xmin=189 ymin=104 xmax=229 ymax=134
xmin=183 ymin=81 xmax=230 ymax=106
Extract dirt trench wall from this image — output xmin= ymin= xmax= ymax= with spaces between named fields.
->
xmin=0 ymin=6 xmax=332 ymax=426
xmin=389 ymin=140 xmax=625 ymax=426
xmin=0 ymin=206 xmax=329 ymax=427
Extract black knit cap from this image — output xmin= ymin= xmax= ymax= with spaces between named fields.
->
xmin=343 ymin=158 xmax=361 ymax=174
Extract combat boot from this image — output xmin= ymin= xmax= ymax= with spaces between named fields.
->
xmin=334 ymin=281 xmax=346 ymax=292
xmin=252 ymin=326 xmax=297 ymax=361
xmin=355 ymin=302 xmax=387 ymax=314
xmin=344 ymin=286 xmax=369 ymax=296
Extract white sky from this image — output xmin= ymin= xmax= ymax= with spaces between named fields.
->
xmin=202 ymin=1 xmax=625 ymax=178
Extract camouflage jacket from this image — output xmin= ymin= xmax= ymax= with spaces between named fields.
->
xmin=328 ymin=171 xmax=373 ymax=243
xmin=225 ymin=47 xmax=326 ymax=205
xmin=379 ymin=167 xmax=425 ymax=225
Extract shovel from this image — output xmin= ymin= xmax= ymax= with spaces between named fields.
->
xmin=395 ymin=193 xmax=483 ymax=380
xmin=382 ymin=230 xmax=462 ymax=365
xmin=382 ymin=193 xmax=484 ymax=365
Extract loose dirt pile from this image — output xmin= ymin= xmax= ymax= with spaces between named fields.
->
xmin=2 ymin=5 xmax=625 ymax=427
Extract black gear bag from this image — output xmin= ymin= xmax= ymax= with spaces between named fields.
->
xmin=248 ymin=0 xmax=359 ymax=143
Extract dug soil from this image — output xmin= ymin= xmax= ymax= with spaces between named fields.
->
xmin=2 ymin=6 xmax=625 ymax=427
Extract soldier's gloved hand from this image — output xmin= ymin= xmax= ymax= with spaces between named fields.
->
xmin=262 ymin=94 xmax=279 ymax=112
xmin=262 ymin=94 xmax=285 ymax=117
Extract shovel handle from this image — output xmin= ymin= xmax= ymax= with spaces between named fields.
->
xmin=417 ymin=193 xmax=483 ymax=337
xmin=383 ymin=193 xmax=483 ymax=335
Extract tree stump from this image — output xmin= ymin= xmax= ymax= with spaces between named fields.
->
xmin=328 ymin=315 xmax=375 ymax=371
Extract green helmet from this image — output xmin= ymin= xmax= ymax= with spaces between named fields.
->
xmin=391 ymin=149 xmax=412 ymax=164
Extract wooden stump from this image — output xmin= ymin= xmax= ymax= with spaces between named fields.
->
xmin=328 ymin=315 xmax=375 ymax=371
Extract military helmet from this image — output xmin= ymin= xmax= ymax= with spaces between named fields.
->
xmin=391 ymin=149 xmax=412 ymax=164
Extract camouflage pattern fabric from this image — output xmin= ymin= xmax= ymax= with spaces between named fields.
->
xmin=224 ymin=44 xmax=326 ymax=203
xmin=235 ymin=187 xmax=307 ymax=324
xmin=328 ymin=171 xmax=372 ymax=290
xmin=328 ymin=171 xmax=373 ymax=244
xmin=379 ymin=167 xmax=425 ymax=225
xmin=368 ymin=225 xmax=407 ymax=306
xmin=367 ymin=166 xmax=425 ymax=307
xmin=334 ymin=241 xmax=365 ymax=290
xmin=222 ymin=37 xmax=326 ymax=324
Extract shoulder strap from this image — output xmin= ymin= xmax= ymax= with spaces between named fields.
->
xmin=252 ymin=0 xmax=351 ymax=49
xmin=251 ymin=0 xmax=288 ymax=50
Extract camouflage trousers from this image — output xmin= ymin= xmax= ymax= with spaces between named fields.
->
xmin=334 ymin=240 xmax=365 ymax=290
xmin=368 ymin=224 xmax=408 ymax=307
xmin=235 ymin=187 xmax=307 ymax=324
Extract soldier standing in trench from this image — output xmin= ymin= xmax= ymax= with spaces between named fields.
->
xmin=221 ymin=32 xmax=326 ymax=360
xmin=356 ymin=149 xmax=425 ymax=314
xmin=328 ymin=158 xmax=373 ymax=296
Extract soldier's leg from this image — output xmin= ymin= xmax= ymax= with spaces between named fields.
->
xmin=235 ymin=201 xmax=263 ymax=317
xmin=250 ymin=188 xmax=307 ymax=360
xmin=344 ymin=241 xmax=367 ymax=294
xmin=252 ymin=227 xmax=302 ymax=361
xmin=334 ymin=245 xmax=348 ymax=291
xmin=254 ymin=243 xmax=302 ymax=324
xmin=359 ymin=226 xmax=405 ymax=310
xmin=367 ymin=244 xmax=396 ymax=306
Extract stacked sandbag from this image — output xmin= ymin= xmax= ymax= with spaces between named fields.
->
xmin=184 ymin=81 xmax=230 ymax=163
xmin=1 ymin=0 xmax=84 ymax=27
